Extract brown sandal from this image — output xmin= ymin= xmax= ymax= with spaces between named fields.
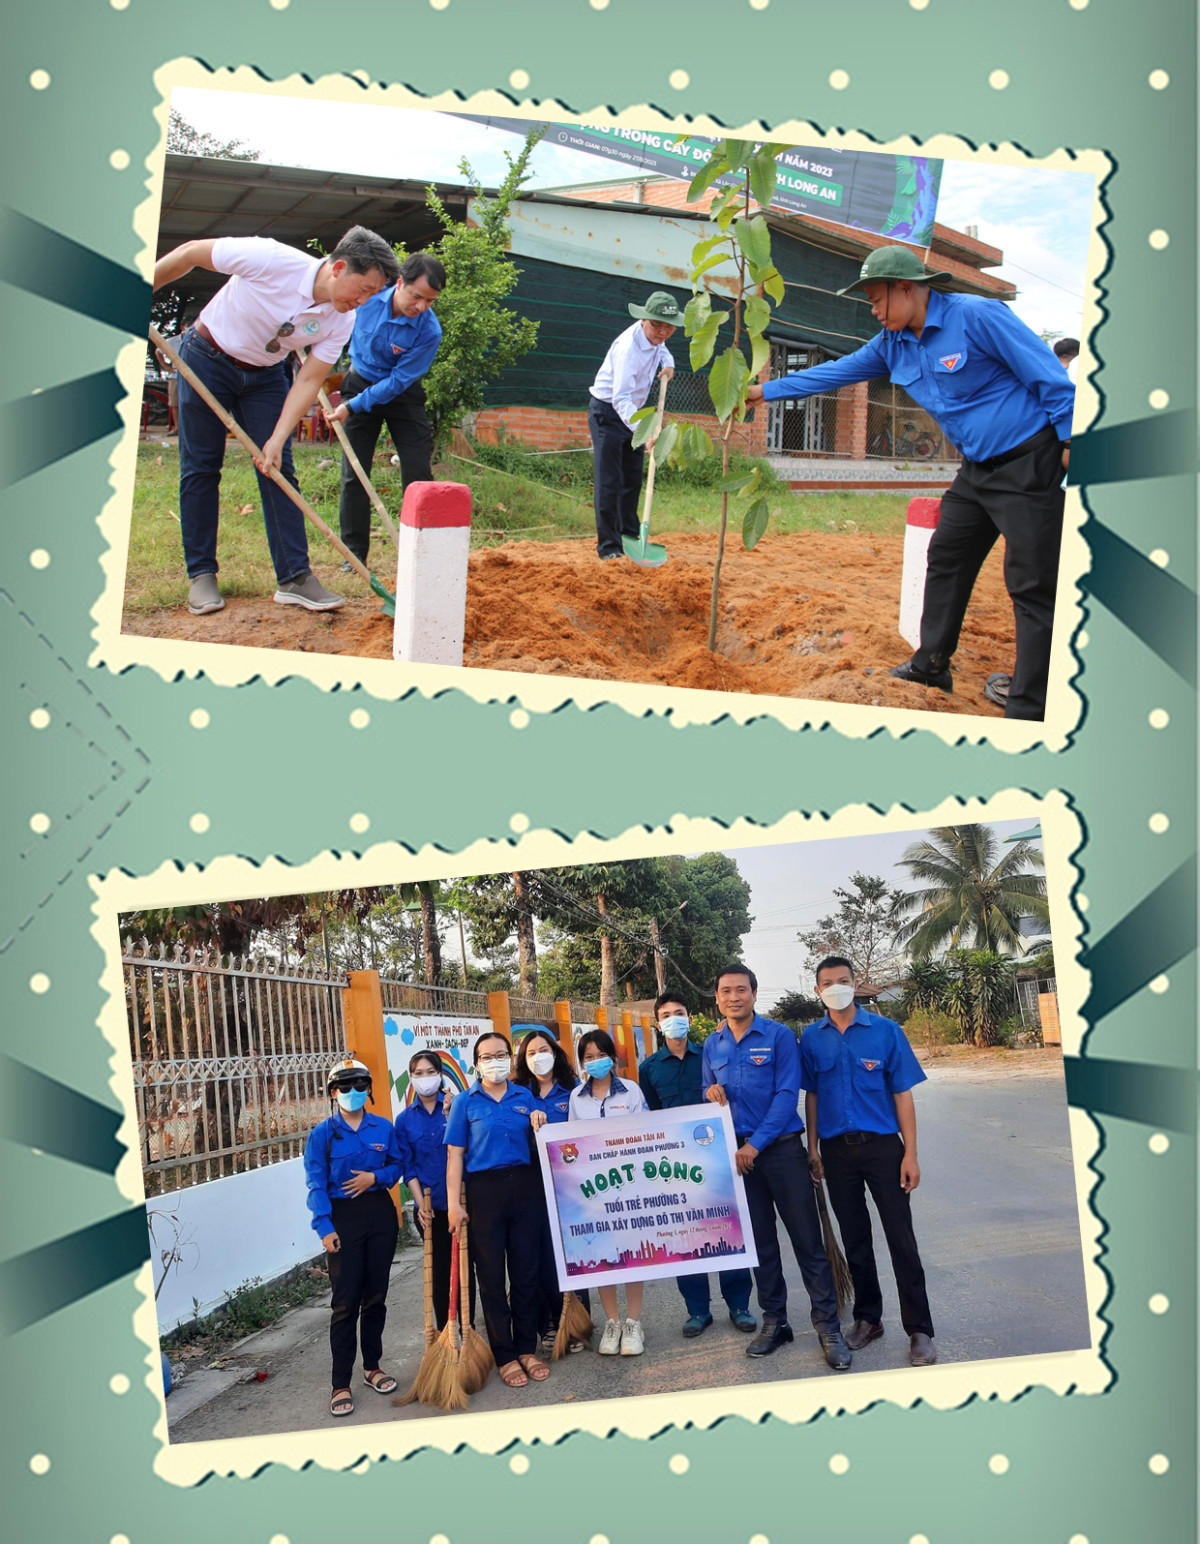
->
xmin=517 ymin=1354 xmax=550 ymax=1382
xmin=499 ymin=1360 xmax=529 ymax=1388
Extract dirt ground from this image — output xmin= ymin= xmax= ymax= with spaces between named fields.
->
xmin=122 ymin=530 xmax=1011 ymax=716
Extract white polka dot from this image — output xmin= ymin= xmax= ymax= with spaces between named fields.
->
xmin=1149 ymin=1453 xmax=1170 ymax=1475
xmin=1148 ymin=812 xmax=1170 ymax=834
xmin=1076 ymin=629 xmax=1089 ymax=649
xmin=1076 ymin=893 xmax=1089 ymax=912
xmin=349 ymin=812 xmax=371 ymax=834
xmin=749 ymin=1536 xmax=770 ymax=1544
xmin=29 ymin=70 xmax=51 ymax=91
xmin=1149 ymin=974 xmax=1170 ymax=994
xmin=508 ymin=1453 xmax=529 ymax=1474
xmin=430 ymin=1535 xmax=451 ymax=1544
xmin=590 ymin=0 xmax=611 ymax=8
xmin=429 ymin=0 xmax=449 ymax=8
xmin=350 ymin=708 xmax=371 ymax=729
xmin=109 ymin=0 xmax=130 ymax=8
xmin=669 ymin=1453 xmax=690 ymax=1474
xmin=1068 ymin=0 xmax=1088 ymax=8
xmin=669 ymin=69 xmax=690 ymax=90
xmin=589 ymin=1536 xmax=611 ymax=1544
xmin=29 ymin=708 xmax=50 ymax=729
xmin=189 ymin=812 xmax=210 ymax=834
xmin=1148 ymin=1293 xmax=1170 ymax=1314
xmin=111 ymin=1536 xmax=131 ymax=1544
xmin=1149 ymin=548 xmax=1169 ymax=568
xmin=29 ymin=812 xmax=51 ymax=834
xmin=829 ymin=1453 xmax=850 ymax=1474
xmin=189 ymin=708 xmax=210 ymax=729
xmin=509 ymin=812 xmax=530 ymax=833
xmin=1148 ymin=69 xmax=1169 ymax=90
xmin=30 ymin=548 xmax=50 ymax=569
xmin=989 ymin=69 xmax=1010 ymax=90
xmin=29 ymin=1453 xmax=50 ymax=1474
xmin=269 ymin=1536 xmax=290 ymax=1544
xmin=509 ymin=69 xmax=530 ymax=90
xmin=1069 ymin=1536 xmax=1090 ymax=1544
xmin=1148 ymin=229 xmax=1170 ymax=250
xmin=910 ymin=0 xmax=930 ymax=9
xmin=749 ymin=0 xmax=770 ymax=7
xmin=1149 ymin=389 xmax=1170 ymax=410
xmin=270 ymin=0 xmax=290 ymax=8
xmin=829 ymin=69 xmax=851 ymax=90
xmin=1149 ymin=1132 xmax=1170 ymax=1154
xmin=30 ymin=973 xmax=50 ymax=994
xmin=910 ymin=1537 xmax=931 ymax=1544
xmin=109 ymin=1373 xmax=131 ymax=1394
xmin=110 ymin=149 xmax=130 ymax=170
xmin=1149 ymin=708 xmax=1170 ymax=729
xmin=989 ymin=1453 xmax=1009 ymax=1475
xmin=509 ymin=708 xmax=530 ymax=729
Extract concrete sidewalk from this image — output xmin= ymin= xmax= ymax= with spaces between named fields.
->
xmin=166 ymin=1056 xmax=1089 ymax=1442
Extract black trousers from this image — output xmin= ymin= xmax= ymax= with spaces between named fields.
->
xmin=741 ymin=1131 xmax=841 ymax=1331
xmin=588 ymin=396 xmax=645 ymax=557
xmin=416 ymin=1207 xmax=477 ymax=1331
xmin=337 ymin=369 xmax=434 ymax=563
xmin=465 ymin=1163 xmax=542 ymax=1366
xmin=821 ymin=1132 xmax=934 ymax=1339
xmin=326 ymin=1189 xmax=399 ymax=1388
xmin=912 ymin=424 xmax=1065 ymax=721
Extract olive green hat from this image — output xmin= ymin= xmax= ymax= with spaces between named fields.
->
xmin=628 ymin=290 xmax=685 ymax=325
xmin=837 ymin=244 xmax=955 ymax=297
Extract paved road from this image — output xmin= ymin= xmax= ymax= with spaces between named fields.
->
xmin=168 ymin=1060 xmax=1090 ymax=1442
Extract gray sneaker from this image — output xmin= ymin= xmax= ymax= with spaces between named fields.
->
xmin=187 ymin=574 xmax=224 ymax=614
xmin=274 ymin=572 xmax=345 ymax=611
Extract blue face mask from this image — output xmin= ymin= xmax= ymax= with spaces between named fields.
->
xmin=584 ymin=1057 xmax=614 ymax=1080
xmin=660 ymin=1015 xmax=690 ymax=1040
xmin=336 ymin=1088 xmax=369 ymax=1112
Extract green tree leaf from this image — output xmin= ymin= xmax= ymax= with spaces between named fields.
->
xmin=681 ymin=423 xmax=715 ymax=461
xmin=688 ymin=152 xmax=731 ymax=202
xmin=709 ymin=185 xmax=741 ymax=230
xmin=741 ymin=495 xmax=771 ymax=550
xmin=759 ymin=266 xmax=786 ymax=305
xmin=630 ymin=410 xmax=662 ymax=449
xmin=718 ymin=471 xmax=756 ymax=493
xmin=684 ymin=292 xmax=712 ymax=332
xmin=748 ymin=149 xmax=778 ymax=209
xmin=691 ymin=251 xmax=733 ymax=285
xmin=722 ymin=139 xmax=754 ymax=171
xmin=689 ymin=233 xmax=726 ymax=267
xmin=653 ymin=421 xmax=680 ymax=464
xmin=743 ymin=294 xmax=772 ymax=336
xmin=708 ymin=345 xmax=751 ymax=421
xmin=750 ymin=333 xmax=770 ymax=378
xmin=689 ymin=314 xmax=723 ymax=371
xmin=735 ymin=215 xmax=771 ymax=270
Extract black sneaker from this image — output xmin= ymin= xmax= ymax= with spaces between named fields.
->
xmin=889 ymin=657 xmax=953 ymax=694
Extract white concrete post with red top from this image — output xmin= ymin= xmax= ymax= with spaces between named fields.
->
xmin=392 ymin=481 xmax=473 ymax=665
xmin=898 ymin=496 xmax=942 ymax=649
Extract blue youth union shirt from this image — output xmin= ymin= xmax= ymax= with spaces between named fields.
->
xmin=444 ymin=1080 xmax=536 ymax=1173
xmin=346 ymin=286 xmax=442 ymax=415
xmin=701 ymin=1014 xmax=805 ymax=1151
xmin=303 ymin=1109 xmax=404 ymax=1238
xmin=394 ymin=1097 xmax=449 ymax=1210
xmin=527 ymin=1081 xmax=576 ymax=1124
xmin=760 ymin=289 xmax=1074 ymax=463
xmin=799 ymin=1008 xmax=927 ymax=1138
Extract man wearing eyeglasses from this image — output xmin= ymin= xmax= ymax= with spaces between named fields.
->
xmin=153 ymin=226 xmax=400 ymax=615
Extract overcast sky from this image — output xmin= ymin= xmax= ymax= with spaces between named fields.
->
xmin=170 ymin=88 xmax=1092 ymax=339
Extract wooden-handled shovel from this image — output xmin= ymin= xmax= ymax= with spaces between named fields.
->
xmin=622 ymin=371 xmax=669 ymax=568
xmin=300 ymin=349 xmax=399 ymax=548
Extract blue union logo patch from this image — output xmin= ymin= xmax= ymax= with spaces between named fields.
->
xmin=939 ymin=353 xmax=963 ymax=371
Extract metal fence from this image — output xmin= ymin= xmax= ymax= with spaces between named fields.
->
xmin=378 ymin=978 xmax=493 ymax=1016
xmin=123 ymin=940 xmax=347 ymax=1196
xmin=866 ymin=381 xmax=956 ymax=461
xmin=1016 ymin=976 xmax=1058 ymax=1026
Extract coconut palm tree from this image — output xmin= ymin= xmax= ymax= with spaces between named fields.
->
xmin=893 ymin=825 xmax=1048 ymax=959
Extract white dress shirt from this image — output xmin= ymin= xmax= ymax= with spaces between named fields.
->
xmin=590 ymin=322 xmax=673 ymax=428
xmin=198 ymin=237 xmax=355 ymax=367
xmin=568 ymin=1073 xmax=649 ymax=1121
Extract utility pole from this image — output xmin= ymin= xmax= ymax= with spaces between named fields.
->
xmin=649 ymin=916 xmax=666 ymax=994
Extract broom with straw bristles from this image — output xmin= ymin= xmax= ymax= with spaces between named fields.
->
xmin=812 ymin=1174 xmax=855 ymax=1316
xmin=456 ymin=1206 xmax=494 ymax=1393
xmin=392 ymin=1219 xmax=467 ymax=1412
xmin=552 ymin=1290 xmax=595 ymax=1359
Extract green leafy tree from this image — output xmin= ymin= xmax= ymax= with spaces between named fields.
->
xmin=894 ymin=825 xmax=1048 ymax=958
xmin=796 ymin=872 xmax=907 ymax=984
xmin=898 ymin=949 xmax=1015 ymax=1047
xmin=449 ymin=872 xmax=540 ymax=993
xmin=767 ymin=990 xmax=825 ymax=1030
xmin=167 ymin=109 xmax=260 ymax=161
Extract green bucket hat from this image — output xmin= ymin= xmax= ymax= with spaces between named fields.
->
xmin=837 ymin=244 xmax=954 ymax=297
xmin=628 ymin=290 xmax=685 ymax=325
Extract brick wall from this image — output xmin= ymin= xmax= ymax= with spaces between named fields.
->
xmin=833 ymin=381 xmax=870 ymax=457
xmin=473 ymin=402 xmax=770 ymax=455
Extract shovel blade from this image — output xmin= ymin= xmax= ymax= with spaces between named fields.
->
xmin=622 ymin=538 xmax=668 ymax=568
xmin=369 ymin=574 xmax=397 ymax=618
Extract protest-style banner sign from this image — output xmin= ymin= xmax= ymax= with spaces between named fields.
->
xmin=537 ymin=1103 xmax=757 ymax=1289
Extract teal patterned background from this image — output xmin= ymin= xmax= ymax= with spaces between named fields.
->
xmin=2 ymin=2 xmax=1195 ymax=1541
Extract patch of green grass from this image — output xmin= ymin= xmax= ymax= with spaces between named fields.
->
xmin=125 ymin=439 xmax=912 ymax=611
xmin=161 ymin=1259 xmax=332 ymax=1356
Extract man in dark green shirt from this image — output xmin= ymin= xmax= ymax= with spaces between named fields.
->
xmin=639 ymin=991 xmax=755 ymax=1339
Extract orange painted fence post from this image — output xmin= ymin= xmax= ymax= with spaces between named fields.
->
xmin=342 ymin=969 xmax=404 ymax=1225
xmin=554 ymin=1000 xmax=575 ymax=1065
xmin=487 ymin=990 xmax=513 ymax=1048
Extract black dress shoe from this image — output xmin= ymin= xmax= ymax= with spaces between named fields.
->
xmin=746 ymin=1318 xmax=794 ymax=1357
xmin=819 ymin=1327 xmax=853 ymax=1370
xmin=909 ymin=1332 xmax=938 ymax=1366
xmin=889 ymin=658 xmax=953 ymax=694
xmin=845 ymin=1319 xmax=884 ymax=1351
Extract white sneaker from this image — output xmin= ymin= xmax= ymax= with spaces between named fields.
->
xmin=620 ymin=1318 xmax=645 ymax=1356
xmin=598 ymin=1318 xmax=622 ymax=1355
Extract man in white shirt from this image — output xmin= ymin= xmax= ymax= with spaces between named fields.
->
xmin=153 ymin=226 xmax=399 ymax=615
xmin=587 ymin=291 xmax=680 ymax=561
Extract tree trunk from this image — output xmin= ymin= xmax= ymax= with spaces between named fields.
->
xmin=418 ymin=883 xmax=442 ymax=985
xmin=597 ymin=891 xmax=616 ymax=1005
xmin=512 ymin=871 xmax=538 ymax=995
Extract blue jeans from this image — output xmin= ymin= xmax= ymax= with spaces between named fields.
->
xmin=677 ymin=1268 xmax=753 ymax=1319
xmin=176 ymin=329 xmax=311 ymax=583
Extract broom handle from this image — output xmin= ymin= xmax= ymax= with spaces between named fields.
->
xmin=301 ymin=349 xmax=400 ymax=546
xmin=641 ymin=372 xmax=669 ymax=528
xmin=447 ymin=1224 xmax=462 ymax=1349
xmin=457 ymin=1194 xmax=471 ymax=1333
xmin=421 ymin=1209 xmax=435 ymax=1348
xmin=149 ymin=325 xmax=377 ymax=586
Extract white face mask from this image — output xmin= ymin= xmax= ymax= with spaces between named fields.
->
xmin=659 ymin=1014 xmax=690 ymax=1040
xmin=412 ymin=1073 xmax=442 ymax=1097
xmin=820 ymin=982 xmax=856 ymax=1012
xmin=528 ymin=1050 xmax=556 ymax=1077
xmin=478 ymin=1056 xmax=511 ymax=1082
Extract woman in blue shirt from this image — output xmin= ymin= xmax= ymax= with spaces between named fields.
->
xmin=446 ymin=1032 xmax=549 ymax=1389
xmin=303 ymin=1057 xmax=404 ymax=1418
xmin=393 ymin=1051 xmax=456 ymax=1331
xmin=513 ymin=1025 xmax=587 ymax=1351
